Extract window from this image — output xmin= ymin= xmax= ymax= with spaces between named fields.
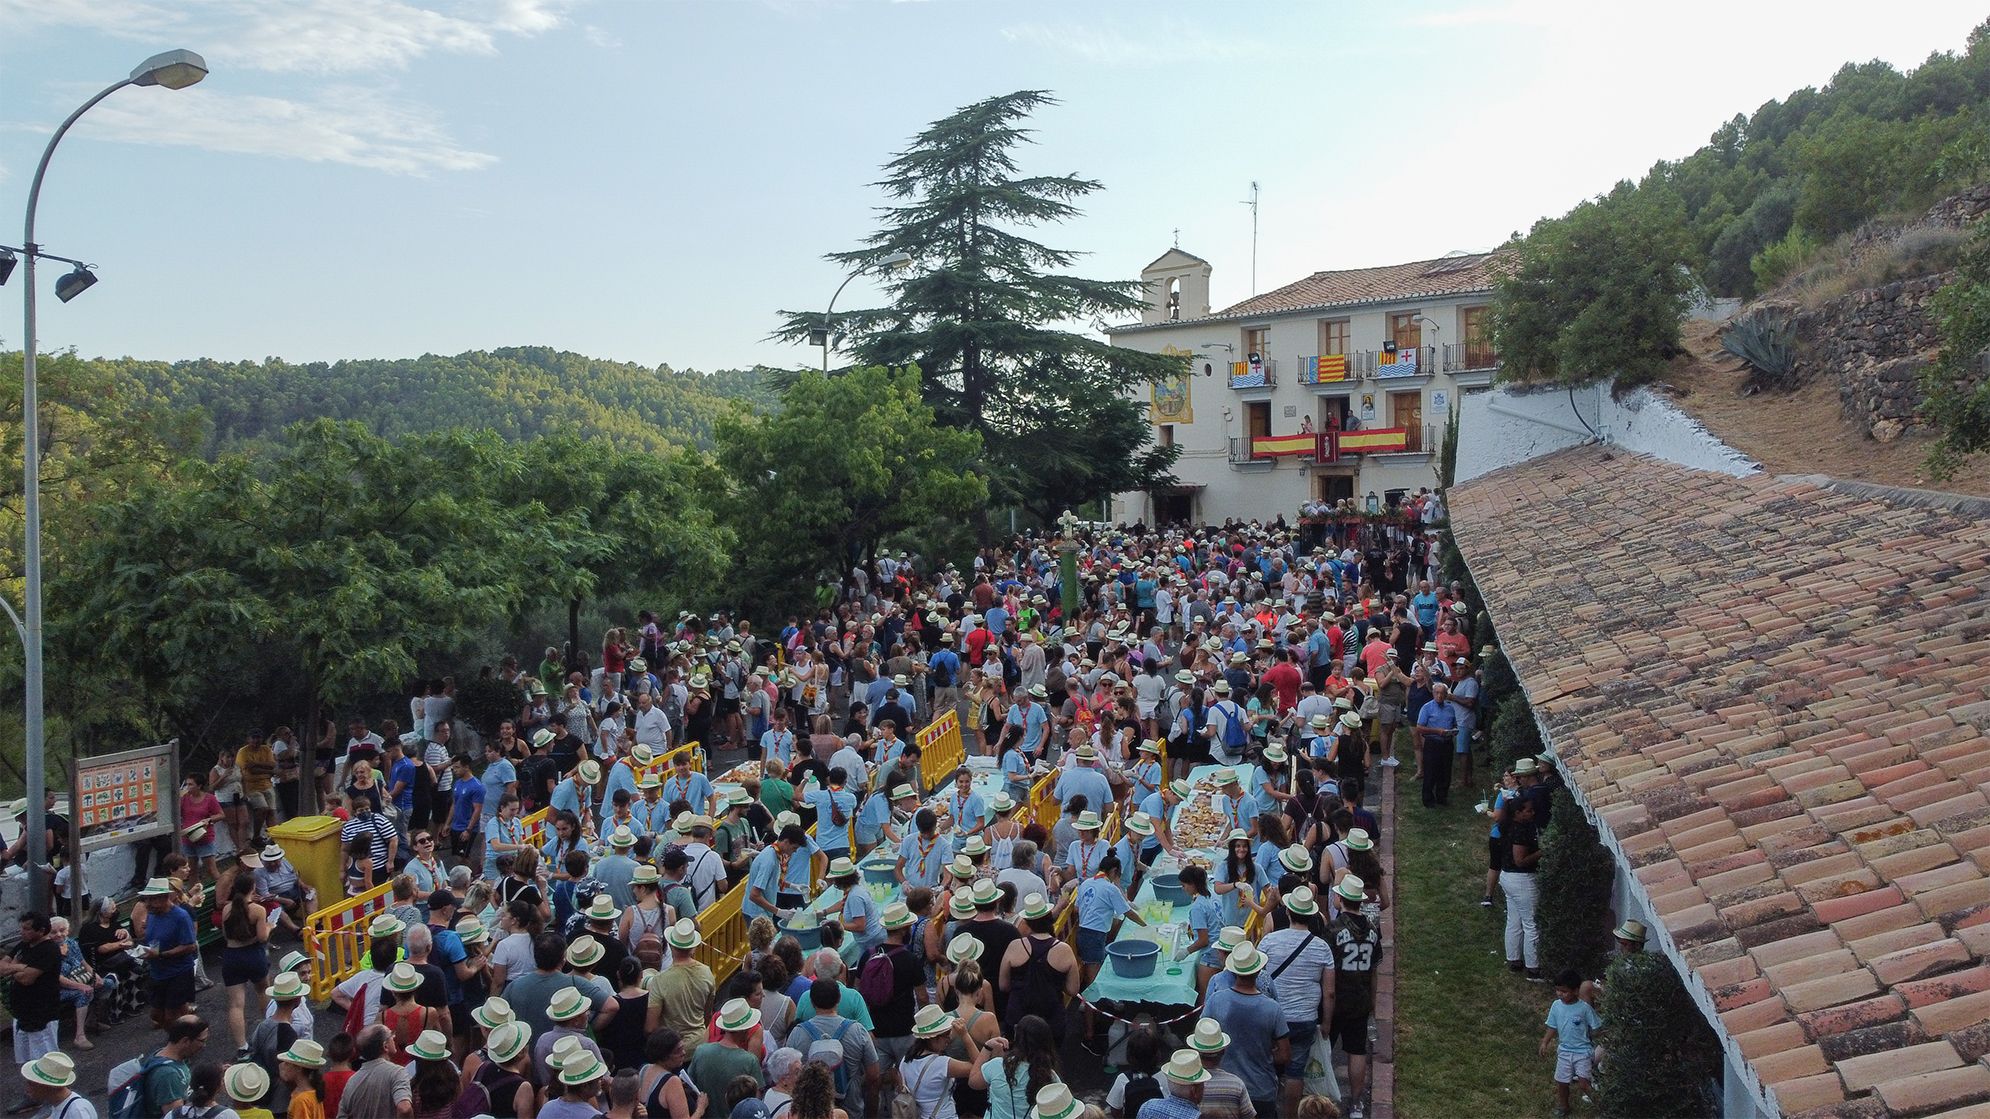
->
xmin=1390 ymin=390 xmax=1424 ymax=452
xmin=1318 ymin=318 xmax=1349 ymax=356
xmin=1461 ymin=304 xmax=1495 ymax=368
xmin=1389 ymin=312 xmax=1422 ymax=353
xmin=1166 ymin=278 xmax=1182 ymax=322
xmin=1246 ymin=401 xmax=1272 ymax=439
xmin=1244 ymin=327 xmax=1270 ymax=365
xmin=1159 ymin=425 xmax=1175 ymax=448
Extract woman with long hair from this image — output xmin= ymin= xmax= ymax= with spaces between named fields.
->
xmin=968 ymin=1013 xmax=1059 ymax=1119
xmin=219 ymin=869 xmax=272 ymax=1056
xmin=900 ymin=1004 xmax=1004 ymax=1119
xmin=1211 ymin=830 xmax=1265 ymax=935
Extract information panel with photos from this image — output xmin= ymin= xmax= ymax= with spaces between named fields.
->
xmin=71 ymin=743 xmax=179 ymax=853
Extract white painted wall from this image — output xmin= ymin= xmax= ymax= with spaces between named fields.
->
xmin=1455 ymin=383 xmax=1759 ymax=484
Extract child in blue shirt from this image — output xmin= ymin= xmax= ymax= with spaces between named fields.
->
xmin=1542 ymin=968 xmax=1604 ymax=1116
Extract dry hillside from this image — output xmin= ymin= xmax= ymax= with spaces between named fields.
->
xmin=1658 ymin=318 xmax=1990 ymax=497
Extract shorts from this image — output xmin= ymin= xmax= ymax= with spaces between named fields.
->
xmin=222 ymin=944 xmax=269 ymax=986
xmin=183 ymin=837 xmax=217 ymax=859
xmin=1076 ymin=927 xmax=1109 ymax=964
xmin=1555 ymin=1051 xmax=1594 ymax=1084
xmin=244 ymin=790 xmax=274 ymax=812
xmin=1282 ymin=1021 xmax=1320 ymax=1079
xmin=1328 ymin=1007 xmax=1370 ymax=1056
xmin=1488 ymin=835 xmax=1504 ymax=873
xmin=151 ymin=970 xmax=197 ymax=1010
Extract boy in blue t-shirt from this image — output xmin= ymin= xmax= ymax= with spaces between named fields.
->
xmin=1541 ymin=969 xmax=1603 ymax=1116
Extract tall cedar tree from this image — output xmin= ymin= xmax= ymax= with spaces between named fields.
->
xmin=773 ymin=90 xmax=1181 ymax=529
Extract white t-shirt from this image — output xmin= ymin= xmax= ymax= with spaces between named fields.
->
xmin=899 ymin=1052 xmax=956 ymax=1119
xmin=632 ymin=705 xmax=671 ymax=749
xmin=997 ymin=867 xmax=1048 ymax=901
xmin=491 ymin=930 xmax=535 ymax=979
xmin=1257 ymin=926 xmax=1335 ymax=1021
xmin=333 ymin=969 xmax=388 ymax=1024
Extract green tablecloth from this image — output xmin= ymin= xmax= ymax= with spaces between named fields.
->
xmin=1082 ymin=850 xmax=1212 ymax=1007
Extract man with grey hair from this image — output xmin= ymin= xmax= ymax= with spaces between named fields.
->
xmin=997 ymin=840 xmax=1047 ymax=902
xmin=1415 ymin=681 xmax=1458 ymax=808
xmin=336 ymin=1024 xmax=412 ymax=1118
xmin=764 ymin=1047 xmax=804 ymax=1116
xmin=796 ymin=947 xmax=874 ymax=1030
xmin=400 ymin=924 xmax=453 ymax=1037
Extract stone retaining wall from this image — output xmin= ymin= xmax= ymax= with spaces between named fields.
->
xmin=1790 ymin=275 xmax=1948 ymax=442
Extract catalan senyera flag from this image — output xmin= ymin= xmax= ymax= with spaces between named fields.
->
xmin=1336 ymin=428 xmax=1410 ymax=453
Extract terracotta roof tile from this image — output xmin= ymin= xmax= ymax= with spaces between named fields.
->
xmin=1451 ymin=446 xmax=1990 ymax=1118
xmin=1112 ymin=250 xmax=1501 ymax=331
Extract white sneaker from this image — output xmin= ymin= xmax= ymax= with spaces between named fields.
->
xmin=1380 ymin=755 xmax=1400 ymax=767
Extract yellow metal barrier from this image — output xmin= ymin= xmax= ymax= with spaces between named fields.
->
xmin=521 ymin=806 xmax=550 ymax=850
xmin=303 ymin=879 xmax=395 ymax=1002
xmin=1026 ymin=767 xmax=1061 ymax=832
xmin=694 ymin=876 xmax=749 ymax=984
xmin=916 ymin=710 xmax=965 ymax=794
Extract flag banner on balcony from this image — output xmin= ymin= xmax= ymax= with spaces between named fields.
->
xmin=1336 ymin=427 xmax=1410 ymax=453
xmin=1300 ymin=355 xmax=1347 ymax=384
xmin=1251 ymin=432 xmax=1317 ymax=458
xmin=1374 ymin=347 xmax=1420 ymax=377
xmin=1229 ymin=358 xmax=1267 ymax=388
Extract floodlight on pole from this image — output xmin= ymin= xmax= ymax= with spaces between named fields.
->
xmin=818 ymin=251 xmax=916 ymax=371
xmin=16 ymin=48 xmax=208 ymax=913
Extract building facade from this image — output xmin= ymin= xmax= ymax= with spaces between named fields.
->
xmin=1108 ymin=247 xmax=1502 ymax=526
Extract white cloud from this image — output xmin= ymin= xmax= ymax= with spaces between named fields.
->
xmin=1000 ymin=18 xmax=1283 ymax=66
xmin=582 ymin=23 xmax=622 ymax=49
xmin=0 ymin=0 xmax=186 ymax=36
xmin=73 ymin=86 xmax=498 ymax=175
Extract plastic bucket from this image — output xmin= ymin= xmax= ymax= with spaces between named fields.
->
xmin=1107 ymin=940 xmax=1160 ymax=978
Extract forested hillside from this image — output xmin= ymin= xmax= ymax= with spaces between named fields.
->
xmin=79 ymin=346 xmax=778 ymax=457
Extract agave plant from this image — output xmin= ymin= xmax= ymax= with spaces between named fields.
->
xmin=1721 ymin=308 xmax=1796 ymax=386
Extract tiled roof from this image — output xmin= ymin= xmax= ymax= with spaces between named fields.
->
xmin=1450 ymin=446 xmax=1990 ymax=1119
xmin=1112 ymin=250 xmax=1503 ymax=333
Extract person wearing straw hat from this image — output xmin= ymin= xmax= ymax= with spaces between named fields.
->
xmin=276 ymin=1038 xmax=329 ymax=1119
xmin=22 ymin=1052 xmax=84 ymax=1119
xmin=464 ymin=1020 xmax=533 ymax=1119
xmin=532 ymin=986 xmax=605 ymax=1086
xmin=1051 ymin=744 xmax=1111 ymax=820
xmin=898 ymin=1002 xmax=1003 ymax=1119
xmin=1139 ymin=1050 xmax=1212 ymax=1117
xmin=645 ymin=918 xmax=713 ymax=1043
xmin=135 ymin=876 xmax=201 ymax=1028
xmin=1055 ymin=809 xmax=1108 ymax=895
xmin=247 ymin=971 xmax=309 ymax=1104
xmin=1206 ymin=941 xmax=1286 ymax=1119
xmin=545 ymin=1047 xmax=611 ymax=1119
xmin=689 ymin=997 xmax=766 ymax=1107
xmin=1259 ymin=885 xmax=1336 ymax=1115
xmin=222 ymin=1061 xmax=275 ymax=1119
xmin=821 ymin=857 xmax=883 ymax=959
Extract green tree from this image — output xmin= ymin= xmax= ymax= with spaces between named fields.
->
xmin=1492 ymin=183 xmax=1699 ymax=388
xmin=716 ymin=366 xmax=986 ymax=617
xmin=771 ymin=90 xmax=1181 ymax=530
xmin=510 ymin=437 xmax=731 ymax=655
xmin=1926 ymin=221 xmax=1990 ymax=477
xmin=54 ymin=420 xmax=555 ymax=803
xmin=1535 ymin=788 xmax=1618 ymax=982
xmin=1597 ymin=953 xmax=1722 ymax=1118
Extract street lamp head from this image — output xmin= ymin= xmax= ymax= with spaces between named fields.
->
xmin=54 ymin=266 xmax=97 ymax=303
xmin=881 ymin=251 xmax=914 ymax=271
xmin=130 ymin=49 xmax=208 ymax=90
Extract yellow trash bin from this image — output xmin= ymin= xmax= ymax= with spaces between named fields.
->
xmin=267 ymin=815 xmax=343 ymax=911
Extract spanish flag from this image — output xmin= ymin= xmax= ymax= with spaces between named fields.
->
xmin=1336 ymin=428 xmax=1409 ymax=453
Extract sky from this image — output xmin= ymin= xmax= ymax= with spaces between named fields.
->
xmin=0 ymin=0 xmax=1984 ymax=374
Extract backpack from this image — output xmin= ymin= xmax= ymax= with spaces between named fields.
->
xmin=109 ymin=1054 xmax=175 ymax=1119
xmin=797 ymin=1017 xmax=855 ymax=1096
xmin=1218 ymin=702 xmax=1249 ymax=750
xmin=856 ymin=943 xmax=902 ymax=1006
xmin=1121 ymin=1073 xmax=1163 ymax=1118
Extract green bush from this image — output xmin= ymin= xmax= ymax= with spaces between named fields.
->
xmin=1489 ymin=698 xmax=1543 ymax=775
xmin=1597 ymin=953 xmax=1722 ymax=1118
xmin=1479 ymin=649 xmax=1516 ymax=724
xmin=1472 ymin=610 xmax=1498 ymax=654
xmin=1750 ymin=227 xmax=1823 ymax=292
xmin=1536 ymin=788 xmax=1617 ymax=982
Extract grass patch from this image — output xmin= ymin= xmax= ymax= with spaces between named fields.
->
xmin=1393 ymin=744 xmax=1562 ymax=1119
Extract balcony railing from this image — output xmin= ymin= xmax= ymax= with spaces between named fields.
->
xmin=1442 ymin=342 xmax=1500 ymax=373
xmin=1352 ymin=345 xmax=1436 ymax=380
xmin=1228 ymin=358 xmax=1277 ymax=390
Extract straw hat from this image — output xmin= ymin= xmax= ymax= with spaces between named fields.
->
xmin=717 ymin=997 xmax=763 ymax=1033
xmin=607 ymin=826 xmax=637 ymax=850
xmin=1019 ymin=893 xmax=1053 ymax=921
xmin=138 ymin=877 xmax=173 ymax=897
xmin=1284 ymin=886 xmax=1320 ymax=916
xmin=1124 ymin=812 xmax=1155 ymax=837
xmin=991 ymin=792 xmax=1016 ymax=813
xmin=1334 ymin=874 xmax=1367 ymax=902
xmin=1163 ymin=1049 xmax=1213 ymax=1085
xmin=1279 ymin=845 xmax=1314 ymax=873
xmin=882 ymin=901 xmax=916 ymax=930
xmin=560 ymin=1050 xmax=609 ymax=1087
xmin=727 ymin=786 xmax=753 ymax=807
xmin=960 ymin=834 xmax=991 ymax=857
xmin=585 ymin=895 xmax=622 ymax=922
xmin=472 ymin=997 xmax=514 ymax=1030
xmin=454 ymin=915 xmax=488 ymax=945
xmin=238 ymin=850 xmax=263 ymax=869
xmin=946 ymin=933 xmax=983 ymax=964
xmin=948 ymin=855 xmax=977 ymax=880
xmin=383 ymin=962 xmax=423 ymax=993
xmin=948 ymin=892 xmax=978 ymax=920
xmin=1263 ymin=743 xmax=1288 ymax=764
xmin=1226 ymin=942 xmax=1266 ymax=975
xmin=369 ymin=913 xmax=407 ymax=939
xmin=547 ymin=987 xmax=591 ymax=1022
xmin=224 ymin=1063 xmax=271 ymax=1103
xmin=970 ymin=879 xmax=1001 ymax=907
xmin=1188 ymin=1017 xmax=1231 ymax=1052
xmin=1226 ymin=828 xmax=1249 ymax=845
xmin=486 ymin=1021 xmax=531 ymax=1064
xmin=261 ymin=843 xmax=286 ymax=863
xmin=666 ymin=918 xmax=702 ymax=950
xmin=827 ymin=856 xmax=858 ymax=879
xmin=1029 ymin=1083 xmax=1083 ymax=1119
xmin=1338 ymin=712 xmax=1364 ymax=731
xmin=1073 ymin=810 xmax=1102 ymax=831
xmin=566 ymin=935 xmax=605 ymax=969
xmin=1175 ymin=670 xmax=1195 ymax=684
xmin=637 ymin=771 xmax=662 ymax=790
xmin=1614 ymin=919 xmax=1648 ymax=944
xmin=405 ymin=1030 xmax=451 ymax=1063
xmin=1514 ymin=757 xmax=1539 ymax=775
xmin=1073 ymin=744 xmax=1098 ymax=763
xmin=1168 ymin=779 xmax=1191 ymax=799
xmin=531 ymin=728 xmax=557 ymax=749
xmin=1309 ymin=713 xmax=1330 ymax=729
xmin=1215 ymin=926 xmax=1247 ymax=952
xmin=279 ymin=1039 xmax=328 ymax=1069
xmin=268 ymin=972 xmax=307 ymax=1001
xmin=1344 ymin=828 xmax=1373 ymax=851
xmin=548 ymin=1035 xmax=586 ymax=1070
xmin=1137 ymin=739 xmax=1162 ymax=755
xmin=631 ymin=744 xmax=656 ymax=767
xmin=632 ymin=864 xmax=661 ymax=885
xmin=22 ymin=1052 xmax=75 ymax=1088
xmin=576 ymin=760 xmax=602 ymax=784
xmin=911 ymin=1004 xmax=955 ymax=1038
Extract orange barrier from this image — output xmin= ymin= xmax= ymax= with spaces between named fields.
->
xmin=303 ymin=879 xmax=395 ymax=1002
xmin=916 ymin=710 xmax=966 ymax=794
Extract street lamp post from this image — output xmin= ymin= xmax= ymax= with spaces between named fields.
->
xmin=14 ymin=49 xmax=208 ymax=911
xmin=814 ymin=251 xmax=913 ymax=372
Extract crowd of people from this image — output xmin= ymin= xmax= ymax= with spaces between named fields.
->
xmin=7 ymin=517 xmax=1506 ymax=1119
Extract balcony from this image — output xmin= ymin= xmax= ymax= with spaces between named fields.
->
xmin=1352 ymin=345 xmax=1436 ymax=381
xmin=1330 ymin=423 xmax=1439 ymax=457
xmin=1226 ymin=436 xmax=1278 ymax=470
xmin=1442 ymin=342 xmax=1500 ymax=373
xmin=1228 ymin=358 xmax=1277 ymax=390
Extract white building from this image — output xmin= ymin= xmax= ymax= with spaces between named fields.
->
xmin=1107 ymin=247 xmax=1503 ymax=525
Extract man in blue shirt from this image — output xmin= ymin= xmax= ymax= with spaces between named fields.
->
xmin=481 ymin=739 xmax=517 ymax=801
xmin=385 ymin=739 xmax=418 ymax=816
xmin=661 ymin=754 xmax=714 ymax=817
xmin=1007 ymin=686 xmax=1051 ymax=758
xmin=1416 ymin=682 xmax=1460 ymax=809
xmin=984 ymin=603 xmax=1009 ymax=636
xmin=138 ymin=878 xmax=200 ymax=1025
xmin=896 ymin=809 xmax=954 ymax=889
xmin=805 ymin=769 xmax=859 ymax=855
xmin=448 ymin=757 xmax=485 ymax=852
xmin=745 ymin=825 xmax=812 ymax=921
xmin=1412 ymin=580 xmax=1441 ymax=632
xmin=1204 ymin=948 xmax=1288 ymax=1119
xmin=760 ymin=708 xmax=797 ymax=767
xmin=1053 ymin=746 xmax=1112 ymax=814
